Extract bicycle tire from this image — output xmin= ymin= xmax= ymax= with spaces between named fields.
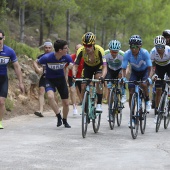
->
xmin=108 ymin=88 xmax=115 ymax=130
xmin=130 ymin=93 xmax=139 ymax=139
xmin=82 ymin=91 xmax=89 ymax=138
xmin=156 ymin=92 xmax=166 ymax=132
xmin=164 ymin=100 xmax=170 ymax=129
xmin=92 ymin=93 xmax=101 ymax=133
xmin=140 ymin=94 xmax=146 ymax=134
xmin=116 ymin=91 xmax=122 ymax=126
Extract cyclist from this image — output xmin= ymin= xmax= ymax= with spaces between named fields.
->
xmin=122 ymin=35 xmax=152 ymax=126
xmin=103 ymin=40 xmax=127 ymax=119
xmin=37 ymin=39 xmax=73 ymax=128
xmin=73 ymin=32 xmax=107 ymax=112
xmin=67 ymin=44 xmax=83 ymax=116
xmin=162 ymin=30 xmax=170 ymax=46
xmin=150 ymin=35 xmax=170 ymax=123
xmin=33 ymin=41 xmax=55 ymax=117
xmin=0 ymin=29 xmax=25 ymax=129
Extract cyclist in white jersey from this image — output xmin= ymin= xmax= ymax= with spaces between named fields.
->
xmin=150 ymin=35 xmax=170 ymax=123
xmin=103 ymin=40 xmax=127 ymax=120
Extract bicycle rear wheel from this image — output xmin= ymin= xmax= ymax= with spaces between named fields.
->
xmin=116 ymin=91 xmax=122 ymax=126
xmin=108 ymin=88 xmax=115 ymax=130
xmin=130 ymin=93 xmax=139 ymax=139
xmin=82 ymin=91 xmax=89 ymax=138
xmin=164 ymin=100 xmax=170 ymax=129
xmin=92 ymin=94 xmax=101 ymax=133
xmin=140 ymin=95 xmax=147 ymax=134
xmin=156 ymin=92 xmax=166 ymax=132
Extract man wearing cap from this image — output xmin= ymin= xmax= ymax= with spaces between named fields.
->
xmin=33 ymin=41 xmax=53 ymax=117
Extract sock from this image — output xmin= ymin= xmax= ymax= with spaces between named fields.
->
xmin=57 ymin=113 xmax=62 ymax=120
xmin=97 ymin=93 xmax=102 ymax=104
xmin=121 ymin=86 xmax=125 ymax=95
xmin=63 ymin=118 xmax=67 ymax=124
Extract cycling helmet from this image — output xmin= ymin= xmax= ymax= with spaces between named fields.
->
xmin=82 ymin=32 xmax=96 ymax=45
xmin=108 ymin=40 xmax=121 ymax=50
xmin=154 ymin=35 xmax=166 ymax=46
xmin=162 ymin=30 xmax=170 ymax=37
xmin=129 ymin=35 xmax=142 ymax=45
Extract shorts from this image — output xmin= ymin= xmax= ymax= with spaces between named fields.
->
xmin=39 ymin=74 xmax=46 ymax=88
xmin=128 ymin=68 xmax=148 ymax=89
xmin=82 ymin=63 xmax=102 ymax=79
xmin=0 ymin=75 xmax=8 ymax=98
xmin=45 ymin=76 xmax=68 ymax=99
xmin=106 ymin=68 xmax=121 ymax=88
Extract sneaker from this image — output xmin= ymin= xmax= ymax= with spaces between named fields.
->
xmin=63 ymin=122 xmax=71 ymax=128
xmin=78 ymin=102 xmax=82 ymax=106
xmin=73 ymin=109 xmax=78 ymax=116
xmin=57 ymin=118 xmax=62 ymax=127
xmin=34 ymin=111 xmax=44 ymax=117
xmin=154 ymin=115 xmax=158 ymax=124
xmin=121 ymin=95 xmax=127 ymax=103
xmin=146 ymin=101 xmax=151 ymax=112
xmin=0 ymin=123 xmax=4 ymax=129
xmin=128 ymin=120 xmax=135 ymax=129
xmin=96 ymin=104 xmax=103 ymax=112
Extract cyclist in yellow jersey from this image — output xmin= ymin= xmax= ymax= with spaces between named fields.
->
xmin=73 ymin=32 xmax=107 ymax=112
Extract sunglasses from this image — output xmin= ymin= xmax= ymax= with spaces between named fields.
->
xmin=155 ymin=45 xmax=165 ymax=49
xmin=110 ymin=50 xmax=119 ymax=53
xmin=130 ymin=45 xmax=139 ymax=49
xmin=0 ymin=37 xmax=4 ymax=40
xmin=83 ymin=44 xmax=93 ymax=48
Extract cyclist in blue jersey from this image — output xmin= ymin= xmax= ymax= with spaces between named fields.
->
xmin=37 ymin=40 xmax=73 ymax=128
xmin=150 ymin=35 xmax=170 ymax=123
xmin=0 ymin=29 xmax=25 ymax=129
xmin=122 ymin=35 xmax=152 ymax=121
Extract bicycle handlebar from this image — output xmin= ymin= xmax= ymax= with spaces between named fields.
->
xmin=75 ymin=78 xmax=100 ymax=82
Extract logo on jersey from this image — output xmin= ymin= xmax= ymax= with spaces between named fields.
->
xmin=47 ymin=62 xmax=66 ymax=70
xmin=0 ymin=56 xmax=10 ymax=65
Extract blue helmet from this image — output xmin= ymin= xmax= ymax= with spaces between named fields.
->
xmin=108 ymin=40 xmax=121 ymax=50
xmin=129 ymin=35 xmax=142 ymax=45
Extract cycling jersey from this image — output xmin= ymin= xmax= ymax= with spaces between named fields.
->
xmin=75 ymin=45 xmax=106 ymax=66
xmin=122 ymin=48 xmax=152 ymax=71
xmin=38 ymin=52 xmax=73 ymax=78
xmin=0 ymin=45 xmax=18 ymax=75
xmin=150 ymin=45 xmax=170 ymax=66
xmin=68 ymin=53 xmax=84 ymax=78
xmin=104 ymin=49 xmax=124 ymax=71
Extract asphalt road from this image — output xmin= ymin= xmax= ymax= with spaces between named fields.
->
xmin=1 ymin=102 xmax=170 ymax=170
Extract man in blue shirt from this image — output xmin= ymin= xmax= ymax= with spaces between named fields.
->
xmin=37 ymin=40 xmax=73 ymax=128
xmin=0 ymin=29 xmax=25 ymax=129
xmin=122 ymin=35 xmax=152 ymax=126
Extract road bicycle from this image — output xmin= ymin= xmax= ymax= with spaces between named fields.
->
xmin=105 ymin=79 xmax=124 ymax=130
xmin=75 ymin=78 xmax=102 ymax=138
xmin=155 ymin=78 xmax=170 ymax=132
xmin=127 ymin=80 xmax=147 ymax=139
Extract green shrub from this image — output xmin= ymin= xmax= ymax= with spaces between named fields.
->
xmin=5 ymin=98 xmax=14 ymax=111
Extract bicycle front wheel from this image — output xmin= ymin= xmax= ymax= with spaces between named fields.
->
xmin=156 ymin=92 xmax=166 ymax=132
xmin=108 ymin=88 xmax=115 ymax=130
xmin=117 ymin=91 xmax=122 ymax=126
xmin=164 ymin=100 xmax=170 ymax=129
xmin=92 ymin=94 xmax=101 ymax=133
xmin=82 ymin=91 xmax=89 ymax=138
xmin=130 ymin=93 xmax=139 ymax=139
xmin=140 ymin=95 xmax=147 ymax=134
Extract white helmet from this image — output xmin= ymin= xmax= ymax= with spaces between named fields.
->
xmin=154 ymin=35 xmax=166 ymax=46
